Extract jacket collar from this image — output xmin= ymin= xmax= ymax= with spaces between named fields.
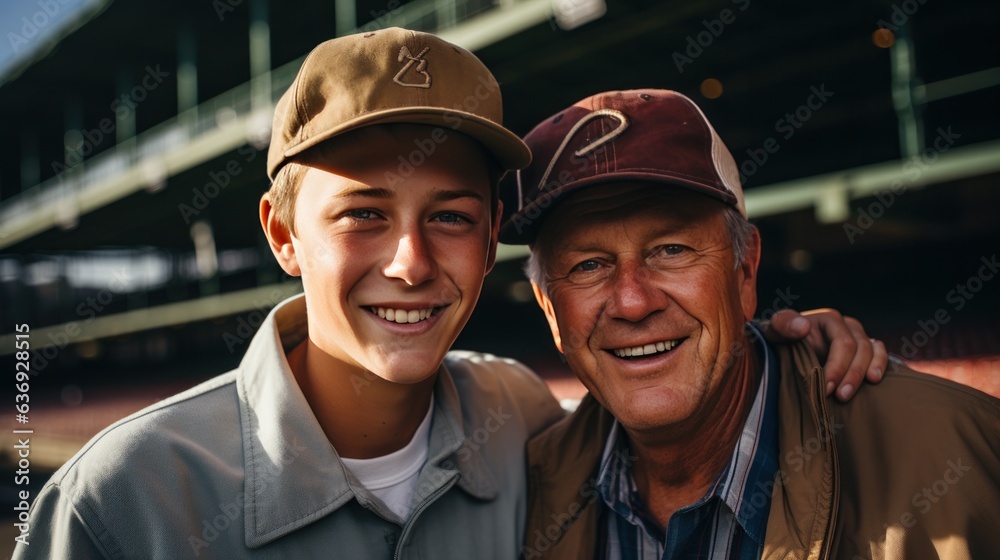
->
xmin=725 ymin=331 xmax=781 ymax=547
xmin=763 ymin=341 xmax=838 ymax=560
xmin=237 ymin=294 xmax=497 ymax=548
xmin=524 ymin=392 xmax=614 ymax=557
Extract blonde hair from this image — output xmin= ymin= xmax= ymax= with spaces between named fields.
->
xmin=267 ymin=161 xmax=310 ymax=235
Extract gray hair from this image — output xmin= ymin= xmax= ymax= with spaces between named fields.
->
xmin=526 ymin=206 xmax=756 ymax=295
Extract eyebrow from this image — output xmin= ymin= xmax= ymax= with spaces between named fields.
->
xmin=334 ymin=186 xmax=395 ymax=200
xmin=332 ymin=186 xmax=484 ymax=203
xmin=557 ymin=221 xmax=696 ymax=256
xmin=432 ymin=189 xmax=485 ymax=203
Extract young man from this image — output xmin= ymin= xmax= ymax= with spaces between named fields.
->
xmin=16 ymin=31 xmax=883 ymax=559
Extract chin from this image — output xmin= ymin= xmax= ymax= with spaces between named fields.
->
xmin=608 ymin=386 xmax=694 ymax=431
xmin=366 ymin=350 xmax=447 ymax=384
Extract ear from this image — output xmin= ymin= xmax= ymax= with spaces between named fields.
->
xmin=484 ymin=199 xmax=503 ymax=275
xmin=260 ymin=193 xmax=301 ymax=277
xmin=532 ymin=280 xmax=564 ymax=353
xmin=738 ymin=226 xmax=762 ymax=322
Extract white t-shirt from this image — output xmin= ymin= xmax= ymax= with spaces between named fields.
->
xmin=340 ymin=396 xmax=434 ymax=520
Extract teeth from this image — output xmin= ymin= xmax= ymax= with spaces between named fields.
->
xmin=372 ymin=307 xmax=436 ymax=324
xmin=612 ymin=339 xmax=680 ymax=358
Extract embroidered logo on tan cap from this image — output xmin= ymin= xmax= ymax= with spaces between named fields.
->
xmin=394 ymin=46 xmax=431 ymax=88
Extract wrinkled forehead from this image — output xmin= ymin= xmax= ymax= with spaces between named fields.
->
xmin=535 ymin=183 xmax=726 ymax=245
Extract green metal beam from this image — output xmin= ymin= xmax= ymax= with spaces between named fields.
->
xmin=0 ymin=281 xmax=302 ymax=355
xmin=744 ymin=139 xmax=1000 ymax=222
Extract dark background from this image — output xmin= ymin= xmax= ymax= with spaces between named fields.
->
xmin=1 ymin=1 xmax=998 ymax=550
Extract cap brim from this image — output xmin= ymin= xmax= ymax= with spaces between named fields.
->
xmin=499 ymin=173 xmax=739 ymax=245
xmin=281 ymin=107 xmax=531 ymax=172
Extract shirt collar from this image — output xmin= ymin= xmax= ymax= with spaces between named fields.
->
xmin=595 ymin=323 xmax=780 ymax=546
xmin=719 ymin=324 xmax=780 ymax=546
xmin=237 ymin=294 xmax=498 ymax=548
xmin=596 ymin=416 xmax=638 ymax=523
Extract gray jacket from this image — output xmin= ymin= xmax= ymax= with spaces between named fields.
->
xmin=15 ymin=295 xmax=565 ymax=559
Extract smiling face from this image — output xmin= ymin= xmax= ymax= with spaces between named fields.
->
xmin=532 ymin=184 xmax=760 ymax=435
xmin=262 ymin=124 xmax=499 ymax=385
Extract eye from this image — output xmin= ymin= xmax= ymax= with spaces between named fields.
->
xmin=573 ymin=260 xmax=601 ymax=272
xmin=647 ymin=244 xmax=692 ymax=269
xmin=345 ymin=209 xmax=378 ymax=220
xmin=432 ymin=212 xmax=469 ymax=225
xmin=650 ymin=244 xmax=687 ymax=258
xmin=563 ymin=258 xmax=610 ymax=285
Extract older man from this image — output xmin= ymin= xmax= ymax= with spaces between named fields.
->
xmin=502 ymin=90 xmax=1000 ymax=559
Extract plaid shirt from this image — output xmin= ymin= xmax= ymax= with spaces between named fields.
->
xmin=596 ymin=328 xmax=780 ymax=560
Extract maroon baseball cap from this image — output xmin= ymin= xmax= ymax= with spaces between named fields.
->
xmin=499 ymin=89 xmax=745 ymax=244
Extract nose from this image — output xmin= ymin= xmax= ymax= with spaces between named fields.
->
xmin=383 ymin=228 xmax=437 ymax=286
xmin=606 ymin=258 xmax=668 ymax=322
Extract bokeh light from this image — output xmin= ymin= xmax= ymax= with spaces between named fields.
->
xmin=872 ymin=28 xmax=895 ymax=48
xmin=700 ymin=78 xmax=723 ymax=99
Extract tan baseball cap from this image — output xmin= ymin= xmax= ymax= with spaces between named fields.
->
xmin=267 ymin=28 xmax=530 ymax=179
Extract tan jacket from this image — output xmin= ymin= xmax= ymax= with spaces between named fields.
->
xmin=523 ymin=341 xmax=1000 ymax=559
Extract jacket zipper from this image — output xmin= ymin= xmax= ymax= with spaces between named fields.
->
xmin=392 ymin=473 xmax=460 ymax=560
